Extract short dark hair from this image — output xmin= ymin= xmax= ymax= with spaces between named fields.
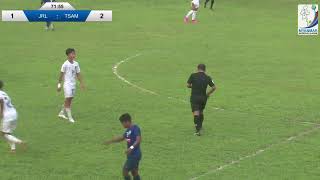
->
xmin=66 ymin=48 xmax=76 ymax=55
xmin=119 ymin=113 xmax=132 ymax=123
xmin=198 ymin=64 xmax=206 ymax=71
xmin=0 ymin=80 xmax=3 ymax=89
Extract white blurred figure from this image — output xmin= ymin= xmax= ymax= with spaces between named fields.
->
xmin=184 ymin=0 xmax=200 ymax=23
xmin=0 ymin=80 xmax=26 ymax=153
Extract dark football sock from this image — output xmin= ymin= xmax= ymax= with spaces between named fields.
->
xmin=199 ymin=114 xmax=204 ymax=129
xmin=124 ymin=176 xmax=131 ymax=180
xmin=194 ymin=115 xmax=200 ymax=131
xmin=133 ymin=175 xmax=141 ymax=180
xmin=210 ymin=0 xmax=215 ymax=9
xmin=204 ymin=0 xmax=210 ymax=7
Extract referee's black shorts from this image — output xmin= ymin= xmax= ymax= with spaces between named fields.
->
xmin=190 ymin=95 xmax=208 ymax=112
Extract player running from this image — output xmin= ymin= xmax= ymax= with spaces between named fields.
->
xmin=57 ymin=48 xmax=85 ymax=123
xmin=0 ymin=80 xmax=26 ymax=153
xmin=105 ymin=113 xmax=142 ymax=180
xmin=187 ymin=64 xmax=216 ymax=136
xmin=204 ymin=0 xmax=215 ymax=9
xmin=184 ymin=0 xmax=200 ymax=23
xmin=41 ymin=0 xmax=56 ymax=31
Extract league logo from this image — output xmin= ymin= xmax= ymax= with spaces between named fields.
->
xmin=298 ymin=4 xmax=318 ymax=35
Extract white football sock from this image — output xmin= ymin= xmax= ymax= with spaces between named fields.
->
xmin=59 ymin=105 xmax=65 ymax=115
xmin=4 ymin=134 xmax=22 ymax=144
xmin=186 ymin=10 xmax=193 ymax=18
xmin=9 ymin=142 xmax=16 ymax=150
xmin=192 ymin=11 xmax=197 ymax=20
xmin=65 ymin=108 xmax=73 ymax=119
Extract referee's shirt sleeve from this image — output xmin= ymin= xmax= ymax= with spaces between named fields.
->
xmin=187 ymin=74 xmax=193 ymax=84
xmin=208 ymin=76 xmax=215 ymax=87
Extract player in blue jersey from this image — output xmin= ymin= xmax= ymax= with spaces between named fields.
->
xmin=105 ymin=113 xmax=142 ymax=180
xmin=41 ymin=0 xmax=56 ymax=30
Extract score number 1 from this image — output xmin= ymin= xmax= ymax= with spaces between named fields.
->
xmin=2 ymin=11 xmax=27 ymax=21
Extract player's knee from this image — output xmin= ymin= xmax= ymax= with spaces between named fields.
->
xmin=131 ymin=169 xmax=139 ymax=176
xmin=122 ymin=169 xmax=129 ymax=176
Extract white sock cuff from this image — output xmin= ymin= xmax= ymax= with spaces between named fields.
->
xmin=10 ymin=142 xmax=16 ymax=150
xmin=4 ymin=134 xmax=22 ymax=144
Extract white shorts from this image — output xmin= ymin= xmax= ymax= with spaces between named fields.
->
xmin=191 ymin=0 xmax=200 ymax=8
xmin=64 ymin=85 xmax=76 ymax=98
xmin=1 ymin=120 xmax=17 ymax=134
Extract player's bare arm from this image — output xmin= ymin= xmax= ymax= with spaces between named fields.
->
xmin=76 ymin=73 xmax=85 ymax=90
xmin=105 ymin=136 xmax=125 ymax=145
xmin=207 ymin=85 xmax=216 ymax=97
xmin=57 ymin=72 xmax=64 ymax=92
xmin=126 ymin=135 xmax=141 ymax=155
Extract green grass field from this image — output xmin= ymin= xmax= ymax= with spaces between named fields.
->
xmin=1 ymin=0 xmax=320 ymax=179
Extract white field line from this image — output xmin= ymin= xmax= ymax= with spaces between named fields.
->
xmin=112 ymin=53 xmax=158 ymax=95
xmin=190 ymin=124 xmax=320 ymax=180
xmin=112 ymin=53 xmax=224 ymax=111
xmin=300 ymin=121 xmax=320 ymax=126
xmin=113 ymin=54 xmax=320 ymax=179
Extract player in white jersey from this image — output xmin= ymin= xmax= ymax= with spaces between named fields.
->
xmin=184 ymin=0 xmax=200 ymax=23
xmin=57 ymin=48 xmax=85 ymax=123
xmin=0 ymin=80 xmax=26 ymax=153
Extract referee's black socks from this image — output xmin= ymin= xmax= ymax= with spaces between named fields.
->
xmin=204 ymin=0 xmax=215 ymax=9
xmin=204 ymin=0 xmax=209 ymax=8
xmin=210 ymin=0 xmax=215 ymax=9
xmin=199 ymin=114 xmax=204 ymax=129
xmin=194 ymin=115 xmax=201 ymax=131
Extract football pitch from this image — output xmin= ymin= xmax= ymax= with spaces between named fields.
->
xmin=1 ymin=0 xmax=320 ymax=179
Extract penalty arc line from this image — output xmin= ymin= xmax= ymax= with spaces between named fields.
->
xmin=112 ymin=53 xmax=224 ymax=111
xmin=112 ymin=53 xmax=158 ymax=96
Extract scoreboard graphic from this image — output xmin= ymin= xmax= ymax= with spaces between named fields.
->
xmin=1 ymin=2 xmax=112 ymax=22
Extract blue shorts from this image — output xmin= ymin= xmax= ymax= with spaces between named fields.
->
xmin=123 ymin=156 xmax=141 ymax=171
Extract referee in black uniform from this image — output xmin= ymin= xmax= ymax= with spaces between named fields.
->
xmin=187 ymin=64 xmax=216 ymax=136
